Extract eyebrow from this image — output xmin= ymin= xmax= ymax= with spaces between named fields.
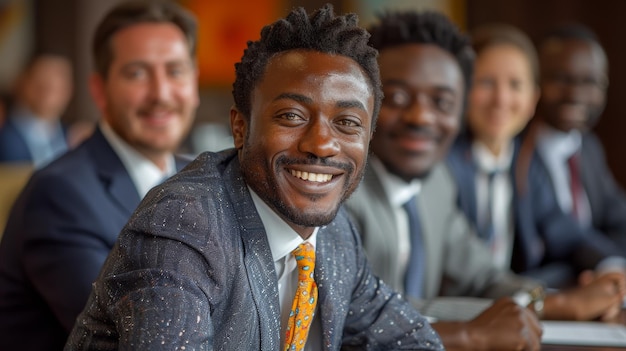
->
xmin=383 ymin=79 xmax=458 ymax=95
xmin=274 ymin=92 xmax=367 ymax=111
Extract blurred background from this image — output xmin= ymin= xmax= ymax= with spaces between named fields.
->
xmin=1 ymin=0 xmax=625 ymax=187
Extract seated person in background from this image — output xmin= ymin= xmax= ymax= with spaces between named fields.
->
xmin=528 ymin=24 xmax=626 ymax=265
xmin=65 ymin=5 xmax=444 ymax=351
xmin=0 ymin=52 xmax=72 ymax=168
xmin=0 ymin=2 xmax=199 ymax=350
xmin=346 ymin=11 xmax=625 ymax=351
xmin=447 ymin=24 xmax=625 ymax=289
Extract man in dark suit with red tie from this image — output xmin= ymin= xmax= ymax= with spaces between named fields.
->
xmin=531 ymin=24 xmax=626 ymax=261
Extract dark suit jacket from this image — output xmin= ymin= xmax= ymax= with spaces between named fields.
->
xmin=567 ymin=132 xmax=626 ymax=255
xmin=65 ymin=149 xmax=443 ymax=351
xmin=0 ymin=127 xmax=189 ymax=350
xmin=0 ymin=116 xmax=37 ymax=162
xmin=447 ymin=134 xmax=622 ymax=288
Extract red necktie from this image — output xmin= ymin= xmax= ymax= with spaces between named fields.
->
xmin=567 ymin=152 xmax=583 ymax=220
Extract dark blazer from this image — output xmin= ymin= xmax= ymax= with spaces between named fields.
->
xmin=65 ymin=149 xmax=443 ymax=351
xmin=447 ymin=134 xmax=622 ymax=288
xmin=567 ymin=132 xmax=626 ymax=255
xmin=0 ymin=127 xmax=189 ymax=351
xmin=0 ymin=116 xmax=36 ymax=162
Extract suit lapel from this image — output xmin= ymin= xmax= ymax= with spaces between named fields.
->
xmin=315 ymin=222 xmax=354 ymax=350
xmin=447 ymin=136 xmax=479 ymax=225
xmin=88 ymin=128 xmax=141 ymax=215
xmin=223 ymin=156 xmax=281 ymax=351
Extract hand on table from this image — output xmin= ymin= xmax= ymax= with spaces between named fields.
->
xmin=433 ymin=297 xmax=542 ymax=351
xmin=546 ymin=271 xmax=626 ymax=322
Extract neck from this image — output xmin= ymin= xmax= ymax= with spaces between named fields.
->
xmin=479 ymin=137 xmax=507 ymax=157
xmin=137 ymin=148 xmax=171 ymax=171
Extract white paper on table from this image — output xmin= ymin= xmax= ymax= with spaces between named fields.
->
xmin=541 ymin=321 xmax=626 ymax=346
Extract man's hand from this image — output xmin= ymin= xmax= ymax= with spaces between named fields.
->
xmin=432 ymin=297 xmax=542 ymax=351
xmin=545 ymin=271 xmax=626 ymax=322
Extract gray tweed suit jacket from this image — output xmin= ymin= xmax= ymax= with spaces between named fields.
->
xmin=65 ymin=149 xmax=443 ymax=351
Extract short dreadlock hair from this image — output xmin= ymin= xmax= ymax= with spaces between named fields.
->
xmin=368 ymin=11 xmax=474 ymax=94
xmin=232 ymin=4 xmax=382 ymax=126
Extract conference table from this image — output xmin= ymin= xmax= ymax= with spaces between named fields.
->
xmin=541 ymin=310 xmax=626 ymax=350
xmin=543 ymin=346 xmax=625 ymax=351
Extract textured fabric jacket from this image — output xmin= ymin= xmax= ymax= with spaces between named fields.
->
xmin=65 ymin=149 xmax=443 ymax=351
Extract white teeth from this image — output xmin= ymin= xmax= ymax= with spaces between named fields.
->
xmin=289 ymin=169 xmax=333 ymax=183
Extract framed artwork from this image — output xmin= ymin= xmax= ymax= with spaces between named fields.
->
xmin=346 ymin=0 xmax=467 ymax=29
xmin=0 ymin=0 xmax=33 ymax=92
xmin=180 ymin=0 xmax=285 ymax=87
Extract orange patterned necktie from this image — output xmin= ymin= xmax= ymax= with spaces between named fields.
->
xmin=284 ymin=242 xmax=318 ymax=351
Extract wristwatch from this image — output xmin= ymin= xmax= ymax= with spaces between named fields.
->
xmin=513 ymin=286 xmax=545 ymax=319
xmin=528 ymin=286 xmax=545 ymax=319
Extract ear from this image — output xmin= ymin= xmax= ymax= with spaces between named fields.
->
xmin=89 ymin=73 xmax=107 ymax=120
xmin=230 ymin=106 xmax=247 ymax=149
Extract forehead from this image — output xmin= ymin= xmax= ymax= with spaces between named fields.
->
xmin=541 ymin=39 xmax=607 ymax=74
xmin=253 ymin=50 xmax=375 ymax=113
xmin=476 ymin=44 xmax=534 ymax=74
xmin=109 ymin=22 xmax=191 ymax=64
xmin=378 ymin=43 xmax=464 ymax=92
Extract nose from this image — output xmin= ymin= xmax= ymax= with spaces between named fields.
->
xmin=494 ymin=82 xmax=510 ymax=107
xmin=298 ymin=118 xmax=340 ymax=159
xmin=148 ymin=70 xmax=172 ymax=102
xmin=403 ymin=95 xmax=436 ymax=126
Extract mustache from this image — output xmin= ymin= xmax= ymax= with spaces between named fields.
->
xmin=137 ymin=101 xmax=179 ymax=115
xmin=395 ymin=125 xmax=439 ymax=139
xmin=275 ymin=154 xmax=354 ymax=173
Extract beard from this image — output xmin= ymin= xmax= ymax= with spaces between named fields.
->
xmin=239 ymin=140 xmax=363 ymax=228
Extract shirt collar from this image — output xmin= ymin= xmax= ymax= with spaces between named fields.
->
xmin=536 ymin=122 xmax=582 ymax=160
xmin=100 ymin=121 xmax=175 ymax=198
xmin=472 ymin=140 xmax=514 ymax=173
xmin=370 ymin=156 xmax=421 ymax=207
xmin=248 ymin=187 xmax=318 ymax=263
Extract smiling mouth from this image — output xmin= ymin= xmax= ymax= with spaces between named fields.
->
xmin=289 ymin=169 xmax=333 ymax=183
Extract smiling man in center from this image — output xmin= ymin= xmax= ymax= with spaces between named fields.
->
xmin=66 ymin=5 xmax=443 ymax=350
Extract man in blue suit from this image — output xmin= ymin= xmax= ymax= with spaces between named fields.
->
xmin=65 ymin=4 xmax=443 ymax=351
xmin=0 ymin=2 xmax=199 ymax=350
xmin=0 ymin=53 xmax=72 ymax=168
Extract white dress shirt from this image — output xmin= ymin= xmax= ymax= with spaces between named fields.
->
xmin=11 ymin=105 xmax=67 ymax=169
xmin=536 ymin=123 xmax=592 ymax=227
xmin=370 ymin=156 xmax=422 ymax=282
xmin=100 ymin=121 xmax=175 ymax=199
xmin=472 ymin=141 xmax=515 ymax=269
xmin=249 ymin=189 xmax=321 ymax=351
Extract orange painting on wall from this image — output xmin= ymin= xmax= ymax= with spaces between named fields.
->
xmin=180 ymin=0 xmax=283 ymax=87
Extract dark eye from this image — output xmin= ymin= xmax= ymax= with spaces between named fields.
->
xmin=337 ymin=118 xmax=359 ymax=127
xmin=433 ymin=95 xmax=455 ymax=114
xmin=383 ymin=89 xmax=411 ymax=109
xmin=123 ymin=66 xmax=146 ymax=80
xmin=279 ymin=112 xmax=304 ymax=121
xmin=168 ymin=63 xmax=191 ymax=78
xmin=510 ymin=79 xmax=524 ymax=91
xmin=475 ymin=77 xmax=495 ymax=88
